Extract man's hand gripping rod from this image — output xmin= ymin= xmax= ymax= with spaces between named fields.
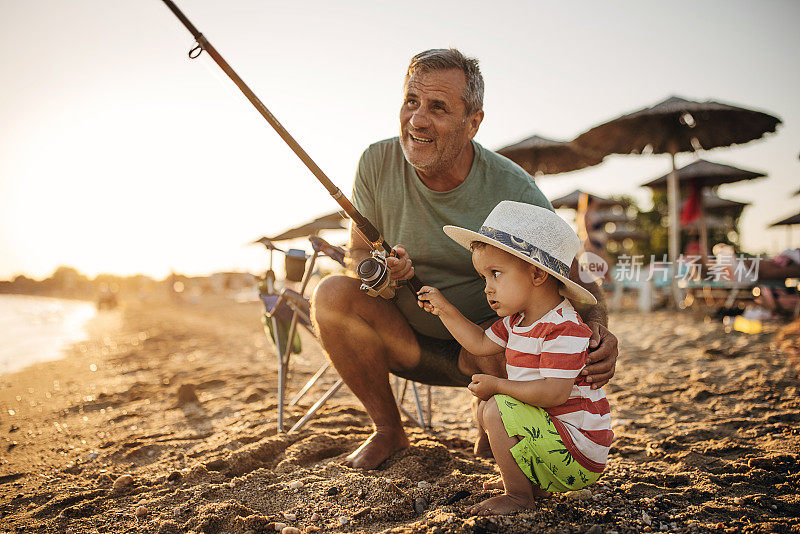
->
xmin=160 ymin=0 xmax=423 ymax=296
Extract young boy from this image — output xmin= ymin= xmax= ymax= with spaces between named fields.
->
xmin=417 ymin=200 xmax=612 ymax=516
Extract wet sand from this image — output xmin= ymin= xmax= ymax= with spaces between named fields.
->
xmin=1 ymin=296 xmax=798 ymax=533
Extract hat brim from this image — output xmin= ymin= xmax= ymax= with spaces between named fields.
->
xmin=443 ymin=225 xmax=598 ymax=306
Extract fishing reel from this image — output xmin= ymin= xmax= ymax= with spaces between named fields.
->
xmin=357 ymin=250 xmax=398 ymax=299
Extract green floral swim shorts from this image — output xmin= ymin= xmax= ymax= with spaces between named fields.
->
xmin=495 ymin=394 xmax=602 ymax=493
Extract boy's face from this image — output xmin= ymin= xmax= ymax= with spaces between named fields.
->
xmin=471 ymin=245 xmax=538 ymax=318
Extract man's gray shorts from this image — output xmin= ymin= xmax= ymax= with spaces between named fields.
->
xmin=390 ymin=330 xmax=471 ymax=387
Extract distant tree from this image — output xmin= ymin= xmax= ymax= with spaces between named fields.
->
xmin=11 ymin=274 xmax=37 ymax=291
xmin=607 ymin=190 xmax=745 ymax=265
xmin=44 ymin=266 xmax=90 ymax=294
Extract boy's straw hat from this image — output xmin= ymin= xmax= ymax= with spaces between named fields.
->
xmin=444 ymin=201 xmax=597 ymax=305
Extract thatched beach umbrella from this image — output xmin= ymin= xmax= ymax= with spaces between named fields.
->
xmin=550 ymin=189 xmax=625 ymax=210
xmin=770 ymin=211 xmax=800 ymax=249
xmin=683 ymin=216 xmax=733 ymax=232
xmin=688 ymin=190 xmax=749 ymax=214
xmin=607 ymin=228 xmax=649 ymax=242
xmin=643 ymin=159 xmax=765 ymax=257
xmin=496 ymin=135 xmax=604 ymax=176
xmin=642 ymin=159 xmax=765 ymax=189
xmin=266 ymin=211 xmax=347 ymax=242
xmin=253 ymin=211 xmax=347 ymax=271
xmin=574 ymin=95 xmax=780 ymax=304
xmin=253 ymin=211 xmax=347 ymax=249
xmin=770 ymin=212 xmax=800 ymax=227
xmin=592 ymin=210 xmax=631 ymax=225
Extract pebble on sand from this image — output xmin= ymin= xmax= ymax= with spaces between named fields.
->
xmin=135 ymin=506 xmax=147 ymax=518
xmin=289 ymin=480 xmax=303 ymax=490
xmin=642 ymin=511 xmax=652 ymax=525
xmin=310 ymin=512 xmax=320 ymax=521
xmin=113 ymin=474 xmax=134 ymax=492
xmin=281 ymin=528 xmax=300 ymax=534
xmin=176 ymin=383 xmax=200 ymax=406
xmin=273 ymin=522 xmax=287 ymax=531
xmin=282 ymin=512 xmax=297 ymax=521
xmin=353 ymin=507 xmax=371 ymax=520
xmin=338 ymin=516 xmax=349 ymax=525
xmin=565 ymin=488 xmax=592 ymax=500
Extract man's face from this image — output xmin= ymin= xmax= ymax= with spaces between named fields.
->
xmin=399 ymin=69 xmax=483 ymax=176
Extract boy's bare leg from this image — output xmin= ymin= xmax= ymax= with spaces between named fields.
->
xmin=458 ymin=320 xmax=506 ymax=459
xmin=469 ymin=397 xmax=542 ymax=515
xmin=471 ymin=396 xmax=492 ymax=458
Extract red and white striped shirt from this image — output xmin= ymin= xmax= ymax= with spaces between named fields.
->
xmin=485 ymin=299 xmax=613 ymax=472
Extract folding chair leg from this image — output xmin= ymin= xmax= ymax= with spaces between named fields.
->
xmin=397 ymin=379 xmax=408 ymax=405
xmin=270 ymin=315 xmax=287 ymax=433
xmin=388 ymin=379 xmax=428 ymax=429
xmin=397 ymin=404 xmax=424 ymax=428
xmin=287 ymin=378 xmax=343 ymax=433
xmin=289 ymin=361 xmax=332 ymax=407
xmin=426 ymin=385 xmax=433 ymax=429
xmin=410 ymin=382 xmax=427 ymax=428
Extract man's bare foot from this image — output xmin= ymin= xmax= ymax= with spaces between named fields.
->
xmin=473 ymin=432 xmax=493 ymax=458
xmin=469 ymin=494 xmax=534 ymax=516
xmin=482 ymin=475 xmax=504 ymax=490
xmin=343 ymin=429 xmax=409 ymax=470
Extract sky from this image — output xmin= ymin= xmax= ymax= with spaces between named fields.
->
xmin=1 ymin=0 xmax=798 ymax=280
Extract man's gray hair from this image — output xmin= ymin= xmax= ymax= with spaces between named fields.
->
xmin=406 ymin=48 xmax=484 ymax=116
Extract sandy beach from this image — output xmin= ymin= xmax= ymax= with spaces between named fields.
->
xmin=1 ymin=295 xmax=798 ymax=533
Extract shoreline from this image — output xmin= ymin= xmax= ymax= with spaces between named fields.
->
xmin=1 ymin=296 xmax=799 ymax=533
xmin=0 ymin=294 xmax=101 ymax=377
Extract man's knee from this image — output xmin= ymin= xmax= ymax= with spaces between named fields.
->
xmin=313 ymin=275 xmax=358 ymax=310
xmin=458 ymin=350 xmax=506 ymax=379
xmin=312 ymin=275 xmax=361 ymax=324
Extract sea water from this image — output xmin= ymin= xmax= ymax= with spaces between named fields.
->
xmin=0 ymin=294 xmax=96 ymax=375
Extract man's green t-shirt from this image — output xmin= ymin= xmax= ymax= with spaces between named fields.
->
xmin=352 ymin=137 xmax=553 ymax=339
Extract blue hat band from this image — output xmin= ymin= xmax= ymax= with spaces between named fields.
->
xmin=479 ymin=226 xmax=570 ymax=279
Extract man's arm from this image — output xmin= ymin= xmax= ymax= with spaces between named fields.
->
xmin=572 ymin=276 xmax=608 ymax=327
xmin=568 ymin=258 xmax=617 ymax=389
xmin=347 ymin=222 xmax=373 ymax=271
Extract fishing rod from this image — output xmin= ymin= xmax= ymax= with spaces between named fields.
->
xmin=160 ymin=0 xmax=422 ymax=297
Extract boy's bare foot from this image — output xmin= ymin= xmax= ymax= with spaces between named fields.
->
xmin=532 ymin=486 xmax=552 ymax=499
xmin=482 ymin=475 xmax=504 ymax=490
xmin=343 ymin=429 xmax=409 ymax=470
xmin=469 ymin=494 xmax=534 ymax=515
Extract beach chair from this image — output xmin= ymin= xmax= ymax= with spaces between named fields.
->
xmin=257 ymin=235 xmax=432 ymax=433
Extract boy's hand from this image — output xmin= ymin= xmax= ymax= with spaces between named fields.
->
xmin=468 ymin=374 xmax=498 ymax=401
xmin=417 ymin=286 xmax=451 ymax=316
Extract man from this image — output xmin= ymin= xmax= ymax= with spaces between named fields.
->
xmin=311 ymin=49 xmax=617 ymax=470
